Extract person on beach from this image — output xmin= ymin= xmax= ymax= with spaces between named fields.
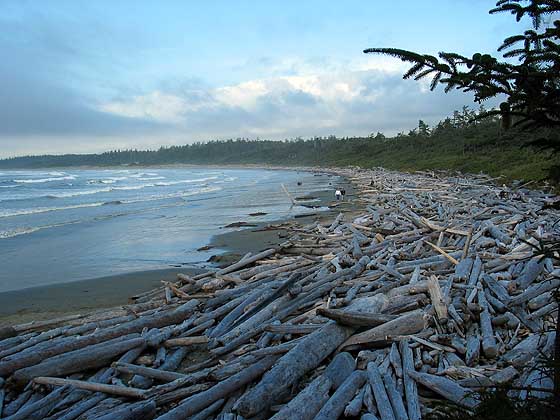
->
xmin=335 ymin=189 xmax=342 ymax=200
xmin=341 ymin=189 xmax=346 ymax=199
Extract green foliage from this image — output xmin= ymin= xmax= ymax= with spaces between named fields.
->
xmin=364 ymin=0 xmax=560 ymax=134
xmin=426 ymin=388 xmax=559 ymax=420
xmin=1 ymin=107 xmax=558 ymax=184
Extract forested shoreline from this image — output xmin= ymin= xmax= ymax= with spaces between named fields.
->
xmin=2 ymin=107 xmax=558 ymax=182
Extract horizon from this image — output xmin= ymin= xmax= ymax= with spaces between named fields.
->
xmin=1 ymin=1 xmax=523 ymax=158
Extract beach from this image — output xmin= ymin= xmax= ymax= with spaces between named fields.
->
xmin=0 ymin=166 xmax=355 ymax=325
xmin=0 ymin=166 xmax=557 ymax=419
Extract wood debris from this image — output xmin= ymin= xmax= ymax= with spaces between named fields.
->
xmin=0 ymin=167 xmax=558 ymax=419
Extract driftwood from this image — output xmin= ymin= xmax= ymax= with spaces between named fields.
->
xmin=33 ymin=377 xmax=147 ymax=399
xmin=96 ymin=400 xmax=156 ymax=420
xmin=407 ymin=370 xmax=479 ymax=408
xmin=234 ymin=323 xmax=353 ymax=417
xmin=341 ymin=309 xmax=426 ymax=348
xmin=367 ymin=362 xmax=396 ymax=420
xmin=156 ymin=356 xmax=277 ymax=420
xmin=269 ymin=375 xmax=331 ymax=420
xmin=0 ymin=166 xmax=558 ymax=419
xmin=316 ymin=308 xmax=397 ymax=327
xmin=314 ymin=370 xmax=367 ymax=420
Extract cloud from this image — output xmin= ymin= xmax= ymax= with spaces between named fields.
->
xmin=0 ymin=6 xmax=490 ymax=157
xmin=99 ymin=63 xmax=488 ymax=141
xmin=0 ymin=7 xmax=159 ymax=140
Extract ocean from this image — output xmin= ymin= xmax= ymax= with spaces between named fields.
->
xmin=0 ymin=167 xmax=338 ymax=292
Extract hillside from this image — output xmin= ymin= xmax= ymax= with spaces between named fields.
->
xmin=1 ymin=108 xmax=558 ymax=183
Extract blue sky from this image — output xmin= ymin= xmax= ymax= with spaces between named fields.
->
xmin=0 ymin=1 xmax=524 ymax=156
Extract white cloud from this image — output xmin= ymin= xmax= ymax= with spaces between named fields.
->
xmin=97 ymin=58 xmax=483 ymax=142
xmin=99 ymin=91 xmax=189 ymax=123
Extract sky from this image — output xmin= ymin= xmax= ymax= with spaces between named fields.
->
xmin=0 ymin=0 xmax=525 ymax=157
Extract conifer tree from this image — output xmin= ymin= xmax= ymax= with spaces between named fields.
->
xmin=364 ymin=1 xmax=559 ymax=135
xmin=366 ymin=1 xmax=560 ymax=407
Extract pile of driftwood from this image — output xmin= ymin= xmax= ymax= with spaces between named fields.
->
xmin=0 ymin=167 xmax=558 ymax=420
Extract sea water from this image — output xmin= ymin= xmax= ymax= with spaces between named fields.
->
xmin=0 ymin=167 xmax=337 ymax=292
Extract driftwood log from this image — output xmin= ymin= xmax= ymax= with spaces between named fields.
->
xmin=0 ymin=166 xmax=557 ymax=419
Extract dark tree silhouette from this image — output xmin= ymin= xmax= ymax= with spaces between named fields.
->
xmin=364 ymin=0 xmax=559 ymax=134
xmin=365 ymin=0 xmax=560 ymax=409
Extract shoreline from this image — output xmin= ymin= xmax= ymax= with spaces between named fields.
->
xmin=0 ymin=168 xmax=356 ymax=326
xmin=1 ymin=166 xmax=556 ymax=417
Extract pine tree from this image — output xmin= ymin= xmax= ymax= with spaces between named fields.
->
xmin=364 ymin=1 xmax=559 ymax=134
xmin=366 ymin=1 xmax=560 ymax=409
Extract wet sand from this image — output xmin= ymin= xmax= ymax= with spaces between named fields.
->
xmin=0 ymin=172 xmax=357 ymax=327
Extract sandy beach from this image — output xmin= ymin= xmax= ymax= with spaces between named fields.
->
xmin=0 ymin=169 xmax=356 ymax=327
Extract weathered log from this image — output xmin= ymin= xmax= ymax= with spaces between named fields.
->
xmin=0 ymin=300 xmax=198 ymax=377
xmin=1 ymin=390 xmax=32 ymax=417
xmin=190 ymin=399 xmax=225 ymax=420
xmin=407 ymin=370 xmax=478 ymax=408
xmin=0 ymin=326 xmax=17 ymax=340
xmin=382 ymin=370 xmax=408 ymax=420
xmin=234 ymin=323 xmax=354 ymax=417
xmin=53 ymin=394 xmax=107 ymax=420
xmin=164 ymin=336 xmax=208 ymax=347
xmin=270 ymin=375 xmax=332 ymax=420
xmin=34 ymin=376 xmax=147 ymax=399
xmin=400 ymin=338 xmax=421 ymax=420
xmin=95 ymin=400 xmax=156 ymax=420
xmin=367 ymin=362 xmax=395 ymax=420
xmin=316 ymin=308 xmax=397 ymax=327
xmin=155 ymin=356 xmax=277 ymax=420
xmin=477 ymin=289 xmax=498 ymax=358
xmin=509 ymin=279 xmax=560 ymax=306
xmin=323 ymin=352 xmax=357 ymax=390
xmin=465 ymin=326 xmax=480 ymax=367
xmin=483 ymin=221 xmax=511 ymax=245
xmin=341 ymin=310 xmax=426 ymax=349
xmin=454 ymin=258 xmax=473 ymax=281
xmin=217 ymin=248 xmax=277 ymax=275
xmin=113 ymin=362 xmax=186 ymax=382
xmin=12 ymin=335 xmax=146 ymax=385
xmin=3 ymin=385 xmax=69 ymax=420
xmin=12 ymin=314 xmax=83 ymax=333
xmin=503 ymin=333 xmax=549 ymax=368
xmin=315 ymin=370 xmax=367 ymax=420
xmin=73 ymin=397 xmax=122 ymax=419
xmin=467 ymin=256 xmax=482 ymax=286
xmin=513 ymin=258 xmax=544 ymax=289
xmin=208 ymin=288 xmax=264 ymax=338
xmin=131 ymin=346 xmax=189 ymax=389
xmin=389 ymin=342 xmax=403 ymax=378
xmin=344 ymin=385 xmax=366 ymax=417
xmin=264 ymin=324 xmax=323 ymax=334
xmin=0 ymin=387 xmax=4 ymax=419
xmin=428 ymin=275 xmax=448 ymax=322
xmin=153 ymin=383 xmax=212 ymax=406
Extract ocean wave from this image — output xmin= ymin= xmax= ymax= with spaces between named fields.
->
xmin=121 ymin=186 xmax=223 ymax=203
xmin=112 ymin=184 xmax=156 ymax=191
xmin=154 ymin=176 xmax=218 ymax=186
xmin=138 ymin=176 xmax=166 ymax=181
xmin=0 ymin=185 xmax=21 ymax=188
xmin=13 ymin=175 xmax=76 ymax=184
xmin=215 ymin=176 xmax=238 ymax=184
xmin=0 ymin=219 xmax=84 ymax=239
xmin=0 ymin=186 xmax=223 ymax=239
xmin=0 ymin=227 xmax=42 ymax=239
xmin=87 ymin=176 xmax=128 ymax=184
xmin=130 ymin=172 xmax=159 ymax=178
xmin=47 ymin=187 xmax=113 ymax=198
xmin=0 ymin=202 xmax=115 ymax=218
